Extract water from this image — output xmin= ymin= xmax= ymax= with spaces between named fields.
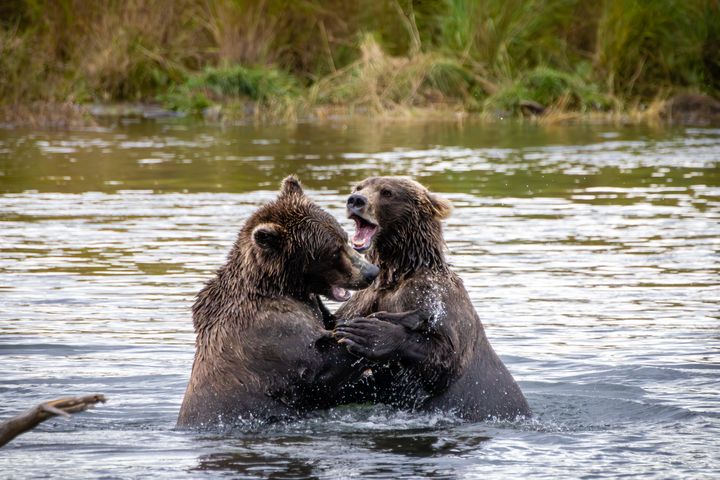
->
xmin=1 ymin=119 xmax=718 ymax=478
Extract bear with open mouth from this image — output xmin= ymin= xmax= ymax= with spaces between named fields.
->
xmin=334 ymin=176 xmax=531 ymax=421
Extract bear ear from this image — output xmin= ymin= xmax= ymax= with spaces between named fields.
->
xmin=252 ymin=223 xmax=285 ymax=251
xmin=280 ymin=175 xmax=304 ymax=197
xmin=427 ymin=192 xmax=452 ymax=220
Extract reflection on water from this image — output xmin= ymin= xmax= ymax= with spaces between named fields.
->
xmin=0 ymin=120 xmax=718 ymax=478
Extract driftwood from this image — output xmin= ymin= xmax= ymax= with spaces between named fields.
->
xmin=0 ymin=394 xmax=106 ymax=447
xmin=519 ymin=100 xmax=547 ymax=116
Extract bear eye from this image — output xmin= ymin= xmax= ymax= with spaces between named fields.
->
xmin=381 ymin=188 xmax=393 ymax=198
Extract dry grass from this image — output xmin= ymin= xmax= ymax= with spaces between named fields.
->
xmin=309 ymin=35 xmax=483 ymax=113
xmin=201 ymin=0 xmax=281 ymax=66
xmin=0 ymin=102 xmax=94 ymax=129
xmin=75 ymin=0 xmax=208 ymax=101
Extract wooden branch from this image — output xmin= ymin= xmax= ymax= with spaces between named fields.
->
xmin=0 ymin=394 xmax=106 ymax=447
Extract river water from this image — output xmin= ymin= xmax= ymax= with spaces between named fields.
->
xmin=0 ymin=119 xmax=718 ymax=478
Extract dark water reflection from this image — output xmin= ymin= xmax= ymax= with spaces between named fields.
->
xmin=0 ymin=119 xmax=718 ymax=478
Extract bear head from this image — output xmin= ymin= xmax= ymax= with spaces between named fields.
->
xmin=345 ymin=176 xmax=452 ymax=279
xmin=240 ymin=175 xmax=379 ymax=301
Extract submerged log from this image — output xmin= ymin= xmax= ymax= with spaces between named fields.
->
xmin=0 ymin=394 xmax=106 ymax=447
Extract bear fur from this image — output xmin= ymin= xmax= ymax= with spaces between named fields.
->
xmin=334 ymin=176 xmax=531 ymax=420
xmin=177 ymin=176 xmax=378 ymax=427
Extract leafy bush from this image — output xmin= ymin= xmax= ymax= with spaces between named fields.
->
xmin=486 ymin=66 xmax=614 ymax=113
xmin=161 ymin=65 xmax=300 ymax=116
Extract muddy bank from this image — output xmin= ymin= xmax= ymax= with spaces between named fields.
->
xmin=3 ymin=94 xmax=720 ymax=129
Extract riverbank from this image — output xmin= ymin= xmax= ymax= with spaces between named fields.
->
xmin=1 ymin=1 xmax=719 ymax=128
xmin=3 ymin=92 xmax=719 ymax=130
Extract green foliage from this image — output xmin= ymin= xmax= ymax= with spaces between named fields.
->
xmin=595 ymin=0 xmax=712 ymax=97
xmin=703 ymin=2 xmax=720 ymax=92
xmin=423 ymin=57 xmax=485 ymax=106
xmin=437 ymin=0 xmax=597 ymax=77
xmin=486 ymin=66 xmax=614 ymax=113
xmin=1 ymin=0 xmax=207 ymax=103
xmin=1 ymin=0 xmax=718 ymax=121
xmin=0 ymin=28 xmax=38 ymax=102
xmin=162 ymin=65 xmax=300 ymax=114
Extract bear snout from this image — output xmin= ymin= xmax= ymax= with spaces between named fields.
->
xmin=362 ymin=262 xmax=380 ymax=283
xmin=347 ymin=193 xmax=367 ymax=212
xmin=347 ymin=249 xmax=379 ymax=286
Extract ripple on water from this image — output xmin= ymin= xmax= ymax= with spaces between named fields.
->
xmin=0 ymin=123 xmax=718 ymax=479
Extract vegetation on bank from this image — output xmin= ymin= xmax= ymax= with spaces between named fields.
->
xmin=1 ymin=0 xmax=719 ymax=125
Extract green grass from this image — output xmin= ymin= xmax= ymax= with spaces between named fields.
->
xmin=163 ymin=66 xmax=298 ymax=107
xmin=436 ymin=0 xmax=600 ymax=77
xmin=595 ymin=0 xmax=717 ymax=97
xmin=486 ymin=66 xmax=614 ymax=114
xmin=161 ymin=65 xmax=301 ymax=120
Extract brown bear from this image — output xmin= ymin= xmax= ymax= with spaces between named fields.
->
xmin=333 ymin=176 xmax=531 ymax=421
xmin=177 ymin=176 xmax=379 ymax=427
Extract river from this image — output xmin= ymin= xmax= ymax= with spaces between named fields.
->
xmin=1 ymin=119 xmax=718 ymax=478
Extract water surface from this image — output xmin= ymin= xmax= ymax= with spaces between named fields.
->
xmin=1 ymin=120 xmax=718 ymax=478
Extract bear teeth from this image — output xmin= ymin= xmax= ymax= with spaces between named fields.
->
xmin=330 ymin=286 xmax=351 ymax=302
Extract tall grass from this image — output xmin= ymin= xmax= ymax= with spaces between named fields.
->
xmin=1 ymin=0 xmax=208 ymax=103
xmin=595 ymin=0 xmax=716 ymax=97
xmin=161 ymin=64 xmax=301 ymax=121
xmin=310 ymin=35 xmax=482 ymax=112
xmin=437 ymin=0 xmax=594 ymax=78
xmin=1 ymin=0 xmax=718 ymax=124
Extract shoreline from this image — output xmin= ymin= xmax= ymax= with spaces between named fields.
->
xmin=2 ymin=94 xmax=720 ymax=130
xmin=3 ymin=1 xmax=718 ymax=132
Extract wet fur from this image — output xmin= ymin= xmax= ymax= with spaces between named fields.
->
xmin=335 ymin=177 xmax=531 ymax=420
xmin=177 ymin=177 xmax=367 ymax=427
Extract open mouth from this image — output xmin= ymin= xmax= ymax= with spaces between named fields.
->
xmin=350 ymin=214 xmax=378 ymax=252
xmin=328 ymin=286 xmax=351 ymax=302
